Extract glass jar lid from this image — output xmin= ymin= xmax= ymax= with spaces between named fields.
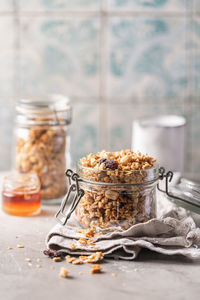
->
xmin=16 ymin=94 xmax=72 ymax=126
xmin=167 ymin=177 xmax=200 ymax=214
xmin=3 ymin=172 xmax=40 ymax=194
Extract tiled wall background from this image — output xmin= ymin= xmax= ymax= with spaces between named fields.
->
xmin=0 ymin=0 xmax=199 ymax=173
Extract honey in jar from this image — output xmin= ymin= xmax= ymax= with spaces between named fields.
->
xmin=2 ymin=172 xmax=41 ymax=216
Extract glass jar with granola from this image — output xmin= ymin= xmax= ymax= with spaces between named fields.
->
xmin=76 ymin=150 xmax=158 ymax=230
xmin=56 ymin=150 xmax=159 ymax=231
xmin=14 ymin=95 xmax=72 ymax=203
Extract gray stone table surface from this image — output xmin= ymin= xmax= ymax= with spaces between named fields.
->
xmin=0 ymin=175 xmax=200 ymax=300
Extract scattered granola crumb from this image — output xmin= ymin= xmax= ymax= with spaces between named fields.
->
xmin=66 ymin=252 xmax=104 ymax=264
xmin=79 ymin=271 xmax=83 ymax=275
xmin=85 ymin=252 xmax=103 ymax=263
xmin=112 ymin=273 xmax=116 ymax=277
xmin=8 ymin=247 xmax=12 ymax=250
xmin=17 ymin=244 xmax=24 ymax=248
xmin=59 ymin=267 xmax=69 ymax=278
xmin=77 ymin=228 xmax=102 ymax=239
xmin=78 ymin=256 xmax=88 ymax=262
xmin=72 ymin=259 xmax=83 ymax=265
xmin=94 ymin=232 xmax=102 ymax=237
xmin=70 ymin=243 xmax=77 ymax=249
xmin=50 ymin=265 xmax=55 ymax=270
xmin=16 ymin=235 xmax=19 ymax=238
xmin=85 ymin=228 xmax=95 ymax=238
xmin=78 ymin=238 xmax=87 ymax=245
xmin=36 ymin=258 xmax=40 ymax=262
xmin=25 ymin=258 xmax=31 ymax=262
xmin=90 ymin=264 xmax=102 ymax=274
xmin=90 ymin=246 xmax=99 ymax=250
xmin=53 ymin=257 xmax=61 ymax=262
xmin=66 ymin=255 xmax=76 ymax=263
xmin=87 ymin=238 xmax=94 ymax=244
xmin=76 ymin=229 xmax=102 ymax=249
xmin=36 ymin=264 xmax=41 ymax=268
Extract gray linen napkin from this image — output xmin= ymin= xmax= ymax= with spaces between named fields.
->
xmin=46 ymin=210 xmax=200 ymax=260
xmin=46 ymin=173 xmax=200 ymax=260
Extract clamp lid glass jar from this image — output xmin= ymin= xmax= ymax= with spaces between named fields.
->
xmin=14 ymin=94 xmax=72 ymax=203
xmin=56 ymin=150 xmax=159 ymax=231
xmin=159 ymin=175 xmax=200 ymax=215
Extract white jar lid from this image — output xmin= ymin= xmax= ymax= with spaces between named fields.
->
xmin=16 ymin=94 xmax=72 ymax=126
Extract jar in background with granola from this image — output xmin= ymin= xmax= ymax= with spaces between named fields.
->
xmin=13 ymin=95 xmax=72 ymax=203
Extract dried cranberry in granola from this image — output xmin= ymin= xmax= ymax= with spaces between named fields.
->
xmin=99 ymin=158 xmax=118 ymax=170
xmin=43 ymin=249 xmax=64 ymax=258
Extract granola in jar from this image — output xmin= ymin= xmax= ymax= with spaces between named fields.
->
xmin=75 ymin=150 xmax=158 ymax=230
xmin=14 ymin=96 xmax=72 ymax=201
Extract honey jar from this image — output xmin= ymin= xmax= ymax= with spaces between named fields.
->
xmin=2 ymin=172 xmax=41 ymax=216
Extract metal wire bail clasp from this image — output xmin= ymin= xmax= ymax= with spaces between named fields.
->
xmin=157 ymin=167 xmax=174 ymax=195
xmin=157 ymin=167 xmax=200 ymax=209
xmin=55 ymin=169 xmax=84 ymax=226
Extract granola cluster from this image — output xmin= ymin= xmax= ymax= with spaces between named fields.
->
xmin=78 ymin=149 xmax=156 ymax=184
xmin=90 ymin=264 xmax=102 ymax=274
xmin=76 ymin=150 xmax=157 ymax=230
xmin=66 ymin=252 xmax=103 ymax=265
xmin=59 ymin=267 xmax=69 ymax=278
xmin=16 ymin=126 xmax=67 ymax=200
xmin=69 ymin=229 xmax=102 ymax=251
xmin=44 ymin=229 xmax=104 ymax=276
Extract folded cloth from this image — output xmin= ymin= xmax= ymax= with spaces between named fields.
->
xmin=46 ymin=173 xmax=200 ymax=260
xmin=46 ymin=210 xmax=200 ymax=260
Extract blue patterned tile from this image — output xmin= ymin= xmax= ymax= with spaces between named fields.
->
xmin=18 ymin=16 xmax=100 ymax=98
xmin=184 ymin=104 xmax=200 ymax=174
xmin=190 ymin=18 xmax=200 ymax=100
xmin=19 ymin=0 xmax=101 ymax=11
xmin=70 ymin=103 xmax=100 ymax=166
xmin=0 ymin=0 xmax=13 ymax=11
xmin=0 ymin=17 xmax=14 ymax=97
xmin=107 ymin=103 xmax=185 ymax=151
xmin=106 ymin=17 xmax=191 ymax=101
xmin=107 ymin=103 xmax=132 ymax=151
xmin=108 ymin=0 xmax=191 ymax=11
xmin=194 ymin=0 xmax=200 ymax=13
xmin=0 ymin=98 xmax=14 ymax=170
